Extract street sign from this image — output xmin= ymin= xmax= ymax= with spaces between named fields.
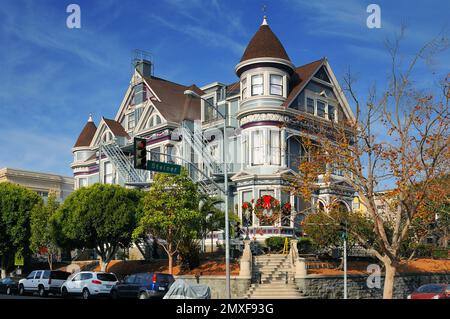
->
xmin=14 ymin=252 xmax=24 ymax=266
xmin=147 ymin=160 xmax=181 ymax=175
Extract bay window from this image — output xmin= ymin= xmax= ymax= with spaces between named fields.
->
xmin=270 ymin=74 xmax=283 ymax=96
xmin=241 ymin=78 xmax=247 ymax=99
xmin=269 ymin=130 xmax=281 ymax=165
xmin=251 ymin=130 xmax=264 ymax=165
xmin=251 ymin=74 xmax=264 ymax=96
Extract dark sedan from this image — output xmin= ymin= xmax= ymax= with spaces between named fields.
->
xmin=111 ymin=273 xmax=175 ymax=299
xmin=0 ymin=277 xmax=20 ymax=295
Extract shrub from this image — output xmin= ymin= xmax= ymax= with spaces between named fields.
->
xmin=178 ymin=239 xmax=200 ymax=271
xmin=265 ymin=237 xmax=288 ymax=252
xmin=298 ymin=237 xmax=314 ymax=254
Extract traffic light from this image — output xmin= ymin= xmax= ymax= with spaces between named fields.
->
xmin=339 ymin=221 xmax=348 ymax=239
xmin=134 ymin=137 xmax=147 ymax=169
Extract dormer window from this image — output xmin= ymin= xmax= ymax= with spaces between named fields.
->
xmin=270 ymin=74 xmax=283 ymax=96
xmin=147 ymin=114 xmax=162 ymax=128
xmin=317 ymin=100 xmax=326 ymax=118
xmin=305 ymin=94 xmax=338 ymax=122
xmin=251 ymin=74 xmax=264 ymax=96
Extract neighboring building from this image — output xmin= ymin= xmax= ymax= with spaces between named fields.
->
xmin=71 ymin=16 xmax=355 ymax=241
xmin=0 ymin=167 xmax=74 ymax=202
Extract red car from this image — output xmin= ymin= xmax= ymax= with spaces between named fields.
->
xmin=407 ymin=284 xmax=450 ymax=299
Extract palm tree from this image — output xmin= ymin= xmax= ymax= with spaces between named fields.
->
xmin=198 ymin=195 xmax=224 ymax=253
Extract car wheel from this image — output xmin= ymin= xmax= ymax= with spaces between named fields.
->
xmin=6 ymin=287 xmax=11 ymax=295
xmin=139 ymin=292 xmax=148 ymax=299
xmin=61 ymin=287 xmax=69 ymax=299
xmin=38 ymin=285 xmax=47 ymax=298
xmin=18 ymin=285 xmax=25 ymax=296
xmin=82 ymin=288 xmax=90 ymax=300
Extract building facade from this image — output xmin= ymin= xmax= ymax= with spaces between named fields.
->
xmin=71 ymin=17 xmax=355 ymax=240
xmin=0 ymin=167 xmax=74 ymax=202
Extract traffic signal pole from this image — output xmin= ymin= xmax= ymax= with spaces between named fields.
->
xmin=344 ymin=233 xmax=347 ymax=299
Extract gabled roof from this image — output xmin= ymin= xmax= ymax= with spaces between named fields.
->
xmin=103 ymin=118 xmax=129 ymax=138
xmin=226 ymin=81 xmax=240 ymax=96
xmin=142 ymin=76 xmax=201 ymax=123
xmin=282 ymin=58 xmax=325 ymax=107
xmin=240 ymin=19 xmax=290 ymax=63
xmin=74 ymin=117 xmax=97 ymax=148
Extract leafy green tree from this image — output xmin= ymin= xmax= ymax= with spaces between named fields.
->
xmin=133 ymin=169 xmax=201 ymax=274
xmin=30 ymin=193 xmax=60 ymax=270
xmin=54 ymin=184 xmax=141 ymax=271
xmin=0 ymin=182 xmax=41 ymax=278
xmin=303 ymin=205 xmax=377 ymax=259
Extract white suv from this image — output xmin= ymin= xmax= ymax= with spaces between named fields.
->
xmin=19 ymin=270 xmax=70 ymax=297
xmin=61 ymin=271 xmax=118 ymax=299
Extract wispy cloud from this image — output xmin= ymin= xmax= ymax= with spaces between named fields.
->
xmin=147 ymin=13 xmax=245 ymax=56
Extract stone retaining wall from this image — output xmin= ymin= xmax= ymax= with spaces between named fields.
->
xmin=175 ymin=275 xmax=252 ymax=299
xmin=295 ymin=272 xmax=450 ymax=299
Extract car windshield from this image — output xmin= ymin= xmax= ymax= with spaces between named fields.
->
xmin=97 ymin=273 xmax=117 ymax=282
xmin=417 ymin=284 xmax=445 ymax=293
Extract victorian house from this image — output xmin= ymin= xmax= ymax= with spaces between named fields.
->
xmin=71 ymin=16 xmax=355 ymax=240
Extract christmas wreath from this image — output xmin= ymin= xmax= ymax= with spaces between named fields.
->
xmin=242 ymin=196 xmax=292 ymax=225
xmin=254 ymin=195 xmax=281 ymax=224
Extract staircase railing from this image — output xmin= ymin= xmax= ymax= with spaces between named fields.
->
xmin=101 ymin=141 xmax=147 ymax=184
xmin=180 ymin=122 xmax=223 ymax=176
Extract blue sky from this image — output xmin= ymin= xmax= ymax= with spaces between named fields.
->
xmin=0 ymin=0 xmax=448 ymax=177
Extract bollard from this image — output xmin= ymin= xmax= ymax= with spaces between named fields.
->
xmin=285 ymin=271 xmax=288 ymax=284
xmin=258 ymin=272 xmax=262 ymax=284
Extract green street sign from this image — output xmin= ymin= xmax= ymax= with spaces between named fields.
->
xmin=147 ymin=160 xmax=181 ymax=175
xmin=14 ymin=252 xmax=24 ymax=266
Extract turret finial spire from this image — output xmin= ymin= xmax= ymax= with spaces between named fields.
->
xmin=261 ymin=4 xmax=268 ymax=26
xmin=88 ymin=113 xmax=93 ymax=122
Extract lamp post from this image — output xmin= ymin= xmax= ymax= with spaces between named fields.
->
xmin=184 ymin=89 xmax=230 ymax=299
xmin=244 ymin=209 xmax=250 ymax=240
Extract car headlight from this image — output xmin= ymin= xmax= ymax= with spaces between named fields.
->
xmin=407 ymin=295 xmax=411 ymax=299
xmin=432 ymin=295 xmax=440 ymax=299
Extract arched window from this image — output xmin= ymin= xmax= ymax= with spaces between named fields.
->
xmin=317 ymin=201 xmax=326 ymax=213
xmin=102 ymin=131 xmax=113 ymax=143
xmin=335 ymin=201 xmax=350 ymax=213
xmin=147 ymin=114 xmax=162 ymax=128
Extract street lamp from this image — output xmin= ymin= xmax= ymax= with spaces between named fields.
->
xmin=184 ymin=89 xmax=231 ymax=299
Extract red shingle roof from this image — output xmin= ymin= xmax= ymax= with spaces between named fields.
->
xmin=240 ymin=24 xmax=290 ymax=63
xmin=143 ymin=76 xmax=201 ymax=123
xmin=74 ymin=120 xmax=97 ymax=148
xmin=103 ymin=118 xmax=130 ymax=138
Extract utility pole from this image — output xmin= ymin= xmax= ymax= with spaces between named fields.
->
xmin=340 ymin=221 xmax=348 ymax=299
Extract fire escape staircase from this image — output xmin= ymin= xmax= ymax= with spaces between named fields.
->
xmin=101 ymin=141 xmax=147 ymax=184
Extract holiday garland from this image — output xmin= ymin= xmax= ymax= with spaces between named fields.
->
xmin=242 ymin=195 xmax=292 ymax=225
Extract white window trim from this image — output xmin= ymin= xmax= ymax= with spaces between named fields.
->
xmin=304 ymin=92 xmax=338 ymax=123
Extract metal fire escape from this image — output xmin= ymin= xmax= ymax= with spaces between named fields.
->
xmin=100 ymin=141 xmax=147 ymax=184
xmin=180 ymin=122 xmax=223 ymax=176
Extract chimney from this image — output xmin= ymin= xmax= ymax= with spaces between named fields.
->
xmin=134 ymin=59 xmax=152 ymax=78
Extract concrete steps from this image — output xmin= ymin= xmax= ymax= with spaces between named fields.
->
xmin=245 ymin=254 xmax=306 ymax=299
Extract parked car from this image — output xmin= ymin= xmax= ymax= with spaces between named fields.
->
xmin=163 ymin=279 xmax=211 ymax=299
xmin=407 ymin=284 xmax=450 ymax=299
xmin=0 ymin=277 xmax=20 ymax=295
xmin=61 ymin=271 xmax=118 ymax=299
xmin=110 ymin=272 xmax=175 ymax=299
xmin=19 ymin=270 xmax=70 ymax=297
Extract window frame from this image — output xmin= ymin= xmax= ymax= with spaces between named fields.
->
xmin=269 ymin=74 xmax=283 ymax=96
xmin=251 ymin=74 xmax=264 ymax=96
